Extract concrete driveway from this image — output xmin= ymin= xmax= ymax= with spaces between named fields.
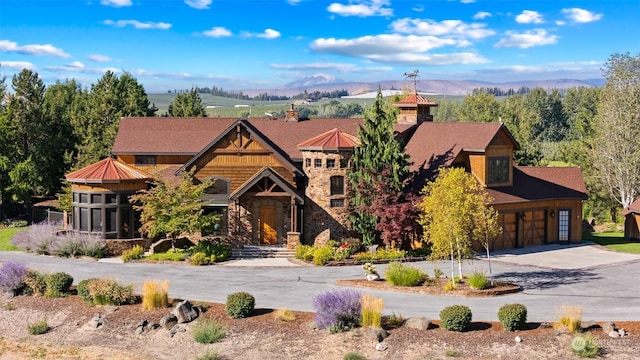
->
xmin=1 ymin=243 xmax=639 ymax=322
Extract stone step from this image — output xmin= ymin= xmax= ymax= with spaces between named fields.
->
xmin=231 ymin=246 xmax=295 ymax=259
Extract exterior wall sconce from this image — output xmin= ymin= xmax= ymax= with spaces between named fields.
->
xmin=549 ymin=210 xmax=555 ymax=218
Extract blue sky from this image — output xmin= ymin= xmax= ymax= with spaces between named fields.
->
xmin=1 ymin=0 xmax=638 ymax=93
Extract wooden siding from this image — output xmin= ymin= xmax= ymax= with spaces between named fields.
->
xmin=191 ymin=128 xmax=295 ymax=193
xmin=117 ymin=155 xmax=192 ymax=172
xmin=492 ymin=199 xmax=583 ymax=250
xmin=469 ymin=153 xmax=486 ymax=184
xmin=71 ymin=182 xmax=146 ymax=192
xmin=625 ymin=213 xmax=640 ymax=240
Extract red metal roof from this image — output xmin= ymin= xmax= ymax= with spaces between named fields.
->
xmin=65 ymin=157 xmax=152 ymax=184
xmin=297 ymin=128 xmax=360 ymax=150
xmin=394 ymin=92 xmax=438 ymax=107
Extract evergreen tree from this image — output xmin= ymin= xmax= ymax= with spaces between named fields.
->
xmin=167 ymin=88 xmax=206 ymax=117
xmin=348 ymin=89 xmax=410 ymax=246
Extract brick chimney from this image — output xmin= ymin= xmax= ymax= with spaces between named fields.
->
xmin=285 ymin=103 xmax=299 ymax=122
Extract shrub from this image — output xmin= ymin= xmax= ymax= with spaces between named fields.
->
xmin=28 ymin=317 xmax=48 ymax=335
xmin=383 ymin=313 xmax=405 ymax=328
xmin=467 ymin=271 xmax=488 ymax=290
xmin=384 ymin=262 xmax=426 ymax=286
xmin=433 ymin=267 xmax=444 ymax=279
xmin=0 ymin=261 xmax=27 ymax=293
xmin=295 ymin=244 xmax=314 ymax=261
xmin=194 ymin=349 xmax=219 ymax=360
xmin=313 ymin=245 xmax=334 ymax=266
xmin=44 ymin=272 xmax=73 ymax=298
xmin=121 ymin=245 xmax=145 ymax=262
xmin=360 ymin=294 xmax=384 ymax=328
xmin=10 ymin=221 xmax=60 ymax=254
xmin=343 ymin=352 xmax=367 ymax=360
xmin=439 ymin=305 xmax=472 ymax=332
xmin=192 ymin=319 xmax=226 ymax=344
xmin=23 ymin=270 xmax=47 ymax=296
xmin=312 ymin=289 xmax=361 ymax=332
xmin=3 ymin=219 xmax=28 ymax=228
xmin=142 ymin=280 xmax=169 ymax=310
xmin=555 ymin=304 xmax=583 ymax=334
xmin=188 ymin=240 xmax=231 ymax=262
xmin=190 ymin=252 xmax=209 ymax=266
xmin=498 ymin=303 xmax=528 ymax=331
xmin=87 ymin=278 xmax=135 ymax=305
xmin=572 ymin=334 xmax=600 ymax=358
xmin=77 ymin=278 xmax=95 ymax=303
xmin=340 ymin=237 xmax=363 ymax=256
xmin=443 ymin=281 xmax=456 ymax=292
xmin=225 ymin=291 xmax=255 ymax=319
xmin=273 ymin=308 xmax=297 ymax=322
xmin=145 ymin=250 xmax=186 ymax=262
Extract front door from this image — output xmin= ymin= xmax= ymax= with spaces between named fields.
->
xmin=259 ymin=205 xmax=278 ymax=245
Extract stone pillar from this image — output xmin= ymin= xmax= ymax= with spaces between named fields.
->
xmin=286 ymin=232 xmax=301 ymax=249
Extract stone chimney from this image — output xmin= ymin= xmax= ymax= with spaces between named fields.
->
xmin=285 ymin=103 xmax=300 ymax=122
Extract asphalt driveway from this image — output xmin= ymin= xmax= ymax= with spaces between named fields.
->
xmin=1 ymin=243 xmax=639 ymax=322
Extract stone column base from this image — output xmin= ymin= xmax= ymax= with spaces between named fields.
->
xmin=286 ymin=232 xmax=301 ymax=249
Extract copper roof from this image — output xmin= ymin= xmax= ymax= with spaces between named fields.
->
xmin=65 ymin=157 xmax=152 ymax=184
xmin=487 ymin=166 xmax=588 ymax=204
xmin=113 ymin=117 xmax=414 ymax=161
xmin=297 ymin=128 xmax=360 ymax=150
xmin=393 ymin=92 xmax=438 ymax=107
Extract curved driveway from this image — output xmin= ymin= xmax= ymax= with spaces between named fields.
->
xmin=1 ymin=245 xmax=639 ymax=322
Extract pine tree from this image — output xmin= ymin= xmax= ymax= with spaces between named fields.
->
xmin=348 ymin=89 xmax=410 ymax=246
xmin=167 ymin=88 xmax=206 ymax=117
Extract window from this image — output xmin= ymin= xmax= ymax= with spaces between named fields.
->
xmin=330 ymin=199 xmax=345 ymax=208
xmin=340 ymin=159 xmax=349 ymax=168
xmin=305 ymin=158 xmax=311 ymax=167
xmin=330 ymin=176 xmax=344 ymax=195
xmin=488 ymin=157 xmax=510 ymax=184
xmin=326 ymin=159 xmax=336 ymax=168
xmin=558 ymin=210 xmax=570 ymax=241
xmin=314 ymin=159 xmax=322 ymax=168
xmin=134 ymin=155 xmax=156 ymax=166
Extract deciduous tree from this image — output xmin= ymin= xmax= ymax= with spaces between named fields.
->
xmin=167 ymin=88 xmax=206 ymax=117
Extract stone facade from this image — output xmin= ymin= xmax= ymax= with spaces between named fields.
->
xmin=301 ymin=150 xmax=353 ymax=246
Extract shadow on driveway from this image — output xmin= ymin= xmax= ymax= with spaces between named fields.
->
xmin=496 ymin=268 xmax=601 ymax=290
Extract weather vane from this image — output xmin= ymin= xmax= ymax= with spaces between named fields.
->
xmin=403 ymin=70 xmax=419 ymax=92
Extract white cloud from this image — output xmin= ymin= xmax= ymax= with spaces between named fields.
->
xmin=242 ymin=29 xmax=281 ymax=39
xmin=390 ymin=18 xmax=495 ymax=40
xmin=412 ymin=4 xmax=424 ymax=12
xmin=202 ymin=27 xmax=232 ymax=37
xmin=46 ymin=63 xmax=120 ymax=74
xmin=516 ymin=10 xmax=544 ymax=24
xmin=269 ymin=62 xmax=393 ymax=73
xmin=0 ymin=61 xmax=36 ymax=70
xmin=562 ymin=8 xmax=603 ymax=23
xmin=327 ymin=0 xmax=393 ymax=17
xmin=88 ymin=54 xmax=112 ymax=62
xmin=473 ymin=11 xmax=491 ymax=20
xmin=184 ymin=0 xmax=211 ymax=10
xmin=103 ymin=20 xmax=172 ymax=30
xmin=0 ymin=40 xmax=70 ymax=58
xmin=368 ymin=52 xmax=488 ymax=65
xmin=495 ymin=29 xmax=558 ymax=49
xmin=287 ymin=0 xmax=302 ymax=4
xmin=100 ymin=0 xmax=132 ymax=7
xmin=556 ymin=20 xmax=566 ymax=26
xmin=460 ymin=0 xmax=475 ymax=3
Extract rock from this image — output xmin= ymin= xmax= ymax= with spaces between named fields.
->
xmin=581 ymin=320 xmax=597 ymax=330
xmin=88 ymin=313 xmax=107 ymax=328
xmin=366 ymin=327 xmax=389 ymax=342
xmin=148 ymin=323 xmax=160 ymax=330
xmin=159 ymin=313 xmax=178 ymax=330
xmin=601 ymin=321 xmax=616 ymax=334
xmin=609 ymin=330 xmax=621 ymax=338
xmin=137 ymin=319 xmax=149 ymax=328
xmin=515 ymin=336 xmax=522 ymax=343
xmin=403 ymin=317 xmax=430 ymax=330
xmin=172 ymin=300 xmax=199 ymax=324
xmin=169 ymin=324 xmax=186 ymax=337
xmin=103 ymin=305 xmax=119 ymax=313
xmin=135 ymin=326 xmax=144 ymax=335
xmin=538 ymin=322 xmax=552 ymax=329
xmin=375 ymin=342 xmax=388 ymax=351
xmin=618 ymin=328 xmax=626 ymax=337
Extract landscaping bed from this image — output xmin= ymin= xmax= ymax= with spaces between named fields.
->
xmin=336 ymin=278 xmax=522 ymax=296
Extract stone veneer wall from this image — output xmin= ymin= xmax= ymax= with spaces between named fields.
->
xmin=228 ymin=198 xmax=293 ymax=247
xmin=302 ymin=150 xmax=353 ymax=246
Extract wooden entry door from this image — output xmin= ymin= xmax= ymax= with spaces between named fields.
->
xmin=259 ymin=205 xmax=278 ymax=245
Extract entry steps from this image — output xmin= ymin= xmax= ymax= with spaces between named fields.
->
xmin=231 ymin=245 xmax=295 ymax=259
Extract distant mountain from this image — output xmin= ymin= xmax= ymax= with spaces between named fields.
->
xmin=283 ymin=74 xmax=344 ymax=88
xmin=244 ymin=78 xmax=603 ymax=97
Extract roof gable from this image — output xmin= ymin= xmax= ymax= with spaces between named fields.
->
xmin=230 ymin=166 xmax=304 ymax=204
xmin=623 ymin=198 xmax=640 ymax=216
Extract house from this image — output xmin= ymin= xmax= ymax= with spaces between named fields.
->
xmin=65 ymin=93 xmax=588 ymax=251
xmin=623 ymin=199 xmax=640 ymax=240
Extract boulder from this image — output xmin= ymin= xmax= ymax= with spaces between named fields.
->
xmin=159 ymin=313 xmax=178 ymax=330
xmin=601 ymin=321 xmax=616 ymax=335
xmin=618 ymin=328 xmax=627 ymax=337
xmin=375 ymin=343 xmax=388 ymax=351
xmin=169 ymin=324 xmax=186 ymax=338
xmin=366 ymin=327 xmax=389 ymax=342
xmin=172 ymin=300 xmax=199 ymax=324
xmin=403 ymin=317 xmax=430 ymax=330
xmin=88 ymin=313 xmax=107 ymax=328
xmin=609 ymin=330 xmax=621 ymax=338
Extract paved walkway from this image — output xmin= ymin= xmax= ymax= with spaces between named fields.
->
xmin=2 ymin=243 xmax=640 ymax=321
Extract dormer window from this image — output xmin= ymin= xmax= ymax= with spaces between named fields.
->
xmin=488 ymin=157 xmax=510 ymax=185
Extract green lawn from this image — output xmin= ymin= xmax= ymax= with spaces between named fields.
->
xmin=584 ymin=231 xmax=640 ymax=254
xmin=0 ymin=226 xmax=27 ymax=251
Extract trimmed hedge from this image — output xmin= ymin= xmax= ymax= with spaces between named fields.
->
xmin=225 ymin=291 xmax=255 ymax=319
xmin=439 ymin=305 xmax=472 ymax=332
xmin=498 ymin=303 xmax=528 ymax=331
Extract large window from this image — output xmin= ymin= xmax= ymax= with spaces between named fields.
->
xmin=330 ymin=176 xmax=344 ymax=195
xmin=134 ymin=155 xmax=156 ymax=166
xmin=488 ymin=157 xmax=510 ymax=184
xmin=72 ymin=191 xmax=138 ymax=239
